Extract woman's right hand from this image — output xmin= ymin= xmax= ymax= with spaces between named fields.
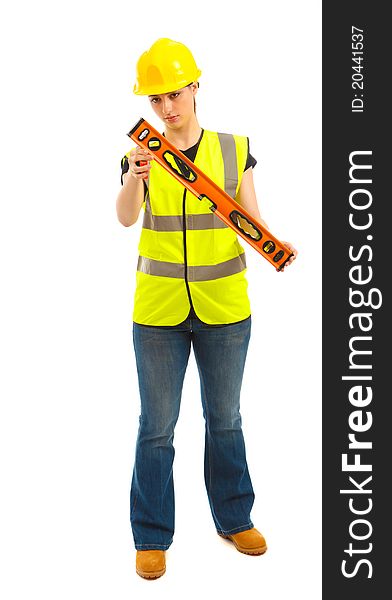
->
xmin=128 ymin=146 xmax=155 ymax=180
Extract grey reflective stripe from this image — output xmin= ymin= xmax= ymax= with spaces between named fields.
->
xmin=145 ymin=189 xmax=151 ymax=212
xmin=188 ymin=253 xmax=246 ymax=281
xmin=137 ymin=255 xmax=185 ymax=279
xmin=186 ymin=212 xmax=228 ymax=230
xmin=142 ymin=211 xmax=228 ymax=231
xmin=217 ymin=132 xmax=238 ymax=199
xmin=137 ymin=252 xmax=246 ymax=281
xmin=142 ymin=212 xmax=182 ymax=231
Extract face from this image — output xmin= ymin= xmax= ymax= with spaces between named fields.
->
xmin=148 ymin=83 xmax=197 ymax=128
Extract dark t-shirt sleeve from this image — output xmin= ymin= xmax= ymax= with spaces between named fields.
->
xmin=121 ymin=154 xmax=148 ymax=196
xmin=244 ymin=137 xmax=257 ymax=172
xmin=120 ymin=155 xmax=129 ymax=185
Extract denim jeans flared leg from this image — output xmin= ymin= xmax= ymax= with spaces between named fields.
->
xmin=130 ymin=315 xmax=255 ymax=549
xmin=191 ymin=316 xmax=255 ymax=535
xmin=131 ymin=320 xmax=192 ymax=550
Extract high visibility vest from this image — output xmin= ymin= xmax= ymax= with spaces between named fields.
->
xmin=127 ymin=129 xmax=252 ymax=325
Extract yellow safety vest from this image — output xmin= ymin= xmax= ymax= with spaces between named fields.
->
xmin=125 ymin=129 xmax=252 ymax=325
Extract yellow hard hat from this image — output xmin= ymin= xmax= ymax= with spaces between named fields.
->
xmin=133 ymin=38 xmax=202 ymax=95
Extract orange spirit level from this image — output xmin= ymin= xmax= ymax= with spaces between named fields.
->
xmin=128 ymin=118 xmax=294 ymax=271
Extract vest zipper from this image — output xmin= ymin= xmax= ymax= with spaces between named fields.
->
xmin=182 ymin=188 xmax=195 ymax=312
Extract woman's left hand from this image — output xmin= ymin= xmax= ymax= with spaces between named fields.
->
xmin=279 ymin=241 xmax=298 ymax=272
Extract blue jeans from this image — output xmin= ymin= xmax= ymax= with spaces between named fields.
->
xmin=130 ymin=314 xmax=255 ymax=550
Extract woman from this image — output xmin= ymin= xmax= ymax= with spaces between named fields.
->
xmin=116 ymin=38 xmax=297 ymax=580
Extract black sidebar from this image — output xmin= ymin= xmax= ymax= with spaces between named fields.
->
xmin=323 ymin=2 xmax=390 ymax=598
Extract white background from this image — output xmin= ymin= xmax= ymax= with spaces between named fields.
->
xmin=0 ymin=1 xmax=321 ymax=598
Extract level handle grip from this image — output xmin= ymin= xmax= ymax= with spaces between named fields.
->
xmin=135 ymin=159 xmax=148 ymax=180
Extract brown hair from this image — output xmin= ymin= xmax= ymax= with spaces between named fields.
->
xmin=187 ymin=81 xmax=199 ymax=114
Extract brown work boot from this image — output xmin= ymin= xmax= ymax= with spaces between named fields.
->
xmin=136 ymin=550 xmax=166 ymax=579
xmin=218 ymin=527 xmax=268 ymax=555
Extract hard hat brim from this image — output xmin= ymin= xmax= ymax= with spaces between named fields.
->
xmin=133 ymin=71 xmax=202 ymax=96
